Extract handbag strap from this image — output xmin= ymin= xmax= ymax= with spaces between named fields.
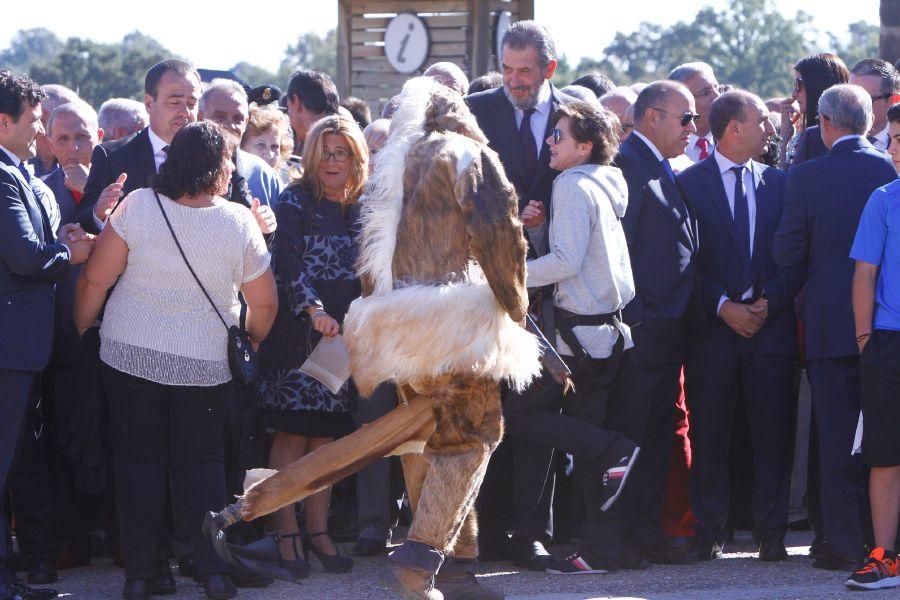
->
xmin=152 ymin=189 xmax=229 ymax=332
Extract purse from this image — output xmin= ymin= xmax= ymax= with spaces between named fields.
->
xmin=153 ymin=190 xmax=259 ymax=386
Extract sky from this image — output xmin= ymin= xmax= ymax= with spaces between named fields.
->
xmin=0 ymin=0 xmax=881 ymax=75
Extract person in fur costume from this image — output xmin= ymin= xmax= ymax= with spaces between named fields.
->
xmin=342 ymin=77 xmax=541 ymax=600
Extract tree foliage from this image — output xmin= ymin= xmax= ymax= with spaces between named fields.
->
xmin=278 ymin=29 xmax=337 ymax=81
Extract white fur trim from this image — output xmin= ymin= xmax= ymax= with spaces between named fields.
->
xmin=344 ymin=278 xmax=542 ymax=397
xmin=446 ymin=134 xmax=480 ymax=178
xmin=357 ymin=77 xmax=442 ymax=296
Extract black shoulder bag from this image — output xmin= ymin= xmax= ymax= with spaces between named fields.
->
xmin=153 ymin=190 xmax=259 ymax=386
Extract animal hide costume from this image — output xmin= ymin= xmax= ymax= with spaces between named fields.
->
xmin=344 ymin=77 xmax=539 ymax=596
xmin=202 ymin=78 xmax=539 ymax=599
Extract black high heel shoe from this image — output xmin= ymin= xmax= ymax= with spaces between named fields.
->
xmin=275 ymin=532 xmax=311 ymax=581
xmin=303 ymin=531 xmax=354 ymax=573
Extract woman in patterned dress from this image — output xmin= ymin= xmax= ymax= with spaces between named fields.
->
xmin=257 ymin=115 xmax=368 ymax=576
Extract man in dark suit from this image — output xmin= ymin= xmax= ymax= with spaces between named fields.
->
xmin=678 ymin=91 xmax=803 ymax=562
xmin=0 ymin=70 xmax=93 ymax=600
xmin=465 ymin=20 xmax=575 ymax=570
xmin=598 ymin=80 xmax=698 ymax=567
xmin=773 ymin=83 xmax=898 ymax=571
xmin=77 ymin=59 xmax=202 ymax=234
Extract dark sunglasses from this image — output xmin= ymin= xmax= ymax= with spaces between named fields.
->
xmin=793 ymin=77 xmax=803 ymax=93
xmin=871 ymin=93 xmax=893 ymax=102
xmin=552 ymin=128 xmax=565 ymax=145
xmin=652 ymin=107 xmax=701 ymax=126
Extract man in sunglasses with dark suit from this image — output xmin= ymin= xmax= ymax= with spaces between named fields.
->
xmin=595 ymin=80 xmax=700 ymax=569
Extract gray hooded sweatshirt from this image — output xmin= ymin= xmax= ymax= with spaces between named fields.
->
xmin=526 ymin=163 xmax=635 ymax=358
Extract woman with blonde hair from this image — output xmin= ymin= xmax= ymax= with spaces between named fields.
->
xmin=256 ymin=114 xmax=368 ymax=578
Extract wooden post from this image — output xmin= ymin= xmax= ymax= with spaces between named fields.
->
xmin=881 ymin=0 xmax=900 ymax=64
xmin=471 ymin=0 xmax=491 ymax=79
xmin=337 ymin=0 xmax=352 ymax=98
xmin=519 ymin=0 xmax=534 ymax=21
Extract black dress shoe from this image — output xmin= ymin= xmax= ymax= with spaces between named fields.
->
xmin=685 ymin=541 xmax=723 ymax=563
xmin=25 ymin=564 xmax=57 ymax=586
xmin=812 ymin=552 xmax=861 ymax=571
xmin=121 ymin=578 xmax=151 ymax=600
xmin=0 ymin=581 xmax=58 ymax=600
xmin=200 ymin=574 xmax=237 ymax=600
xmin=642 ymin=543 xmax=696 ymax=565
xmin=758 ymin=541 xmax=788 ymax=562
xmin=176 ymin=554 xmax=194 ymax=579
xmin=511 ymin=540 xmax=551 ymax=571
xmin=353 ymin=537 xmax=387 ymax=557
xmin=151 ymin=557 xmax=176 ymax=595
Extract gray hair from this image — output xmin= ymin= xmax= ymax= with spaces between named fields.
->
xmin=668 ymin=62 xmax=715 ymax=83
xmin=423 ymin=62 xmax=469 ymax=96
xmin=600 ymin=86 xmax=638 ymax=104
xmin=98 ymin=98 xmax=148 ymax=135
xmin=39 ymin=84 xmax=78 ymax=114
xmin=633 ymin=80 xmax=689 ymax=124
xmin=199 ymin=78 xmax=248 ymax=114
xmin=818 ymin=84 xmax=873 ymax=135
xmin=501 ymin=20 xmax=556 ymax=71
xmin=47 ymin=100 xmax=98 ymax=137
xmin=560 ymin=85 xmax=598 ymax=104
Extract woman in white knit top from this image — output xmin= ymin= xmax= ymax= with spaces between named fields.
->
xmin=74 ymin=122 xmax=277 ymax=599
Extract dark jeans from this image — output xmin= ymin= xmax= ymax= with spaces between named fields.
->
xmin=102 ymin=364 xmax=230 ymax=580
xmin=504 ymin=357 xmax=626 ymax=557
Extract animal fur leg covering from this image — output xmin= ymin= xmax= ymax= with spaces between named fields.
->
xmin=404 ymin=374 xmax=502 ymax=555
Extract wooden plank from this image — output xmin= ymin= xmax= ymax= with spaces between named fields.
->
xmin=352 ymin=44 xmax=386 ymax=58
xmin=337 ymin=0 xmax=352 ymax=97
xmin=352 ymin=1 xmax=471 ymax=14
xmin=352 ymin=14 xmax=469 ymax=29
xmin=353 ymin=27 xmax=466 ymax=43
xmin=350 ymin=58 xmax=397 ymax=73
xmin=429 ymin=42 xmax=468 ymax=56
xmin=489 ymin=0 xmax=517 ymax=10
xmin=352 ymin=71 xmax=416 ymax=87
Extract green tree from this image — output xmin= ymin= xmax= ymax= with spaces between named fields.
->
xmin=231 ymin=61 xmax=279 ymax=87
xmin=279 ymin=29 xmax=337 ymax=81
xmin=0 ymin=28 xmax=64 ymax=75
xmin=829 ymin=21 xmax=880 ymax=70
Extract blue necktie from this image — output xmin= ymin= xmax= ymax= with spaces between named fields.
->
xmin=17 ymin=162 xmax=31 ymax=183
xmin=661 ymin=159 xmax=676 ymax=184
xmin=730 ymin=165 xmax=753 ymax=292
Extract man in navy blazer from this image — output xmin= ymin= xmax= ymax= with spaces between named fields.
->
xmin=678 ymin=91 xmax=804 ymax=562
xmin=465 ymin=20 xmax=575 ymax=570
xmin=594 ymin=80 xmax=699 ymax=567
xmin=773 ymin=84 xmax=898 ymax=570
xmin=0 ymin=70 xmax=93 ymax=600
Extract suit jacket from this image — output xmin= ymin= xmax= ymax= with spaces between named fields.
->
xmin=77 ymin=128 xmax=155 ymax=233
xmin=773 ymin=136 xmax=897 ymax=359
xmin=790 ymin=125 xmax=827 ymax=169
xmin=0 ymin=153 xmax=71 ymax=372
xmin=615 ymin=133 xmax=697 ymax=323
xmin=677 ymin=154 xmax=801 ymax=356
xmin=233 ymin=149 xmax=281 ymax=208
xmin=42 ymin=167 xmax=83 ymax=365
xmin=466 ymin=85 xmax=574 ymax=213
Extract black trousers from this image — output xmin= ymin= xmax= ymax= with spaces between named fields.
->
xmin=102 ymin=364 xmax=230 ymax=580
xmin=685 ymin=342 xmax=796 ymax=546
xmin=0 ymin=370 xmax=38 ymax=583
xmin=504 ymin=358 xmax=625 ymax=557
xmin=806 ymin=356 xmax=869 ymax=560
xmin=597 ymin=318 xmax=685 ymax=556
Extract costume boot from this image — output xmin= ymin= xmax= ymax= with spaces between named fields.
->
xmin=382 ymin=563 xmax=444 ymax=600
xmin=435 ymin=559 xmax=503 ymax=600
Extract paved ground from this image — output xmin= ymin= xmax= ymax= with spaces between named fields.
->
xmin=40 ymin=531 xmax=896 ymax=599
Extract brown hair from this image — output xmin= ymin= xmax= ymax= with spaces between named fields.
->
xmin=552 ymin=100 xmax=620 ymax=165
xmin=299 ymin=115 xmax=368 ymax=205
xmin=243 ymin=105 xmax=292 ymax=161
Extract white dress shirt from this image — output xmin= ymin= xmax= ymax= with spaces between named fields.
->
xmin=632 ymin=130 xmax=665 ymax=162
xmin=512 ymin=82 xmax=552 ymax=158
xmin=684 ymin=132 xmax=715 ymax=163
xmin=714 ymin=150 xmax=757 ymax=313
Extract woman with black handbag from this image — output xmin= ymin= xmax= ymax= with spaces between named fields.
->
xmin=74 ymin=121 xmax=277 ymax=600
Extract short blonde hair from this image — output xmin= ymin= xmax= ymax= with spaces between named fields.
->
xmin=300 ymin=115 xmax=368 ymax=205
xmin=243 ymin=104 xmax=293 ymax=165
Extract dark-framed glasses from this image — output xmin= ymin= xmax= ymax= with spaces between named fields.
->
xmin=322 ymin=148 xmax=351 ymax=163
xmin=552 ymin=128 xmax=566 ymax=145
xmin=652 ymin=107 xmax=701 ymax=126
xmin=793 ymin=77 xmax=804 ymax=93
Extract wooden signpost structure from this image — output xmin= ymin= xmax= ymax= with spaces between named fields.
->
xmin=336 ymin=0 xmax=534 ymax=104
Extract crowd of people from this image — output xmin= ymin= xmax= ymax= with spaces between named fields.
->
xmin=0 ymin=17 xmax=899 ymax=600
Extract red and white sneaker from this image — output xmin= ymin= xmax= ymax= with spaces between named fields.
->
xmin=846 ymin=547 xmax=900 ymax=590
xmin=546 ymin=551 xmax=609 ymax=575
xmin=599 ymin=442 xmax=640 ymax=512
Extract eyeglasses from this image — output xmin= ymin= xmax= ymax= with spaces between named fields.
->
xmin=693 ymin=85 xmax=721 ymax=99
xmin=551 ymin=128 xmax=566 ymax=145
xmin=621 ymin=122 xmax=634 ymax=134
xmin=652 ymin=107 xmax=701 ymax=127
xmin=871 ymin=93 xmax=893 ymax=102
xmin=322 ymin=148 xmax=351 ymax=163
xmin=793 ymin=77 xmax=803 ymax=94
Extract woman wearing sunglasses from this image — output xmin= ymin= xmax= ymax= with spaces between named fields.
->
xmin=506 ymin=100 xmax=640 ymax=574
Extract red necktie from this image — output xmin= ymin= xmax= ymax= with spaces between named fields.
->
xmin=697 ymin=138 xmax=710 ymax=160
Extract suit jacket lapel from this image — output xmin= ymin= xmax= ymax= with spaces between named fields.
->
xmin=135 ymin=128 xmax=158 ymax=184
xmin=750 ymin=162 xmax=768 ymax=268
xmin=530 ymin=85 xmax=563 ymax=195
xmin=488 ymin=89 xmax=527 ymax=189
xmin=699 ymin=155 xmax=741 ymax=253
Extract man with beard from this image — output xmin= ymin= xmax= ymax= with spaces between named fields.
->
xmin=466 ymin=19 xmax=575 ymax=570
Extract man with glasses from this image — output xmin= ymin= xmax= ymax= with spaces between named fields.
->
xmin=669 ymin=63 xmax=720 ymax=163
xmin=774 ymin=84 xmax=897 ymax=572
xmin=596 ymin=80 xmax=700 ymax=568
xmin=849 ymin=59 xmax=900 ymax=151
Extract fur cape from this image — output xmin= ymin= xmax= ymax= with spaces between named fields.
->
xmin=344 ymin=78 xmax=541 ymax=397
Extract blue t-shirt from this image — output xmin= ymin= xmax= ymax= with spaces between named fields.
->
xmin=850 ymin=178 xmax=900 ymax=332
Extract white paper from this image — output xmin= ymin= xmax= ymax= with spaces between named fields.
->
xmin=851 ymin=411 xmax=863 ymax=456
xmin=299 ymin=334 xmax=351 ymax=394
